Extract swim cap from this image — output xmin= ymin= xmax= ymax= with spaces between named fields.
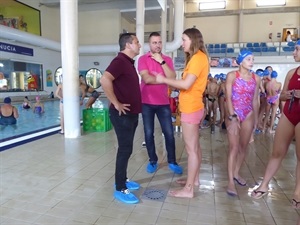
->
xmin=263 ymin=69 xmax=270 ymax=76
xmin=208 ymin=73 xmax=212 ymax=78
xmin=236 ymin=50 xmax=253 ymax=65
xmin=255 ymin=69 xmax=264 ymax=77
xmin=36 ymin=96 xmax=40 ymax=101
xmin=271 ymin=71 xmax=278 ymax=78
xmin=4 ymin=97 xmax=11 ymax=104
xmin=296 ymin=40 xmax=300 ymax=46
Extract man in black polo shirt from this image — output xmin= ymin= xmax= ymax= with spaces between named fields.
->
xmin=100 ymin=33 xmax=142 ymax=204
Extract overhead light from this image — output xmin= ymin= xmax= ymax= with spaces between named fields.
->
xmin=256 ymin=0 xmax=286 ymax=7
xmin=199 ymin=1 xmax=226 ymax=11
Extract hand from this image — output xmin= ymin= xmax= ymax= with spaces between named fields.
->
xmin=114 ymin=102 xmax=131 ymax=116
xmin=284 ymin=90 xmax=294 ymax=100
xmin=294 ymin=90 xmax=300 ymax=98
xmin=151 ymin=53 xmax=163 ymax=64
xmin=156 ymin=74 xmax=165 ymax=84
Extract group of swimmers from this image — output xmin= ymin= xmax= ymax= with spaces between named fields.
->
xmin=22 ymin=96 xmax=45 ymax=114
xmin=197 ymin=42 xmax=299 ymax=212
xmin=202 ymin=65 xmax=282 ymax=136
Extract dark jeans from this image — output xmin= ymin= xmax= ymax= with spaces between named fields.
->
xmin=109 ymin=108 xmax=139 ymax=191
xmin=142 ymin=104 xmax=176 ymax=164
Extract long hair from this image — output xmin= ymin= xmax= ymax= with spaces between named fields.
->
xmin=183 ymin=28 xmax=208 ymax=66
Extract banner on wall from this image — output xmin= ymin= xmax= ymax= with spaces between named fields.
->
xmin=0 ymin=42 xmax=33 ymax=56
xmin=46 ymin=69 xmax=53 ymax=87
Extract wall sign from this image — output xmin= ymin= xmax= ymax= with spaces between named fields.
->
xmin=0 ymin=42 xmax=33 ymax=56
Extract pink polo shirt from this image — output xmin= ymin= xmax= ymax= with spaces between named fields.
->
xmin=138 ymin=52 xmax=174 ymax=105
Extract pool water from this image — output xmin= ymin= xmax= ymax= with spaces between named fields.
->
xmin=0 ymin=98 xmax=110 ymax=148
xmin=1 ymin=100 xmax=63 ymax=142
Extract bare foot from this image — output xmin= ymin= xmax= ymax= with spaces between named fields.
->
xmin=176 ymin=178 xmax=200 ymax=186
xmin=169 ymin=187 xmax=194 ymax=198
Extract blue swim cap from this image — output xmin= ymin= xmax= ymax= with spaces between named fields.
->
xmin=255 ymin=69 xmax=264 ymax=77
xmin=271 ymin=71 xmax=278 ymax=78
xmin=236 ymin=50 xmax=253 ymax=65
xmin=263 ymin=69 xmax=270 ymax=76
xmin=296 ymin=40 xmax=300 ymax=46
xmin=4 ymin=97 xmax=11 ymax=104
xmin=208 ymin=73 xmax=212 ymax=78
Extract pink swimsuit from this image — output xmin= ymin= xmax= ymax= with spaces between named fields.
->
xmin=231 ymin=72 xmax=257 ymax=122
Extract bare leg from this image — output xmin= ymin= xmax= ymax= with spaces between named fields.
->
xmin=292 ymin=124 xmax=300 ymax=205
xmin=262 ymin=104 xmax=271 ymax=132
xmin=233 ymin=113 xmax=254 ymax=182
xmin=269 ymin=102 xmax=279 ymax=132
xmin=226 ymin=119 xmax=241 ymax=195
xmin=85 ymin=97 xmax=97 ymax=108
xmin=60 ymin=102 xmax=64 ymax=133
xmin=252 ymin=115 xmax=294 ymax=197
xmin=169 ymin=122 xmax=201 ymax=198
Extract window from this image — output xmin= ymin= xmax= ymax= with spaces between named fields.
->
xmin=256 ymin=0 xmax=286 ymax=7
xmin=199 ymin=1 xmax=226 ymax=11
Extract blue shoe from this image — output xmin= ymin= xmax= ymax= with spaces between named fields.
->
xmin=169 ymin=163 xmax=183 ymax=174
xmin=114 ymin=189 xmax=139 ymax=204
xmin=255 ymin=129 xmax=262 ymax=134
xmin=126 ymin=179 xmax=140 ymax=190
xmin=146 ymin=162 xmax=158 ymax=173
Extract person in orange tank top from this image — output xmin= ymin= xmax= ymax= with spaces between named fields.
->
xmin=156 ymin=28 xmax=209 ymax=198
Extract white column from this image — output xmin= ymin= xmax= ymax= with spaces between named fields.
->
xmin=161 ymin=0 xmax=167 ymax=54
xmin=238 ymin=0 xmax=243 ymax=42
xmin=136 ymin=0 xmax=145 ymax=55
xmin=168 ymin=2 xmax=174 ymax=42
xmin=60 ymin=0 xmax=81 ymax=138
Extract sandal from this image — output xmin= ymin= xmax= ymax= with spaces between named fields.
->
xmin=292 ymin=199 xmax=300 ymax=209
xmin=234 ymin=177 xmax=247 ymax=186
xmin=251 ymin=190 xmax=268 ymax=199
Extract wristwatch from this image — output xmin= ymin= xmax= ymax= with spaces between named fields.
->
xmin=160 ymin=60 xmax=166 ymax=65
xmin=228 ymin=114 xmax=237 ymax=121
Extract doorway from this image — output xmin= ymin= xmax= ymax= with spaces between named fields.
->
xmin=282 ymin=28 xmax=298 ymax=42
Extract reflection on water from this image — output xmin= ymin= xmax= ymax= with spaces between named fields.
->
xmin=1 ymin=100 xmax=62 ymax=141
xmin=0 ymin=98 xmax=109 ymax=142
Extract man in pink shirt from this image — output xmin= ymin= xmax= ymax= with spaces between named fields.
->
xmin=138 ymin=32 xmax=183 ymax=174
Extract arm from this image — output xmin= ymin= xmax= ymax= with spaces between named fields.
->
xmin=225 ymin=72 xmax=236 ymax=116
xmin=139 ymin=70 xmax=157 ymax=84
xmin=252 ymin=75 xmax=261 ymax=127
xmin=156 ymin=73 xmax=197 ymax=90
xmin=100 ymin=71 xmax=130 ymax=115
xmin=151 ymin=53 xmax=176 ymax=79
xmin=79 ymin=85 xmax=87 ymax=105
xmin=13 ymin=106 xmax=19 ymax=119
xmin=55 ymin=84 xmax=63 ymax=101
xmin=279 ymin=69 xmax=294 ymax=101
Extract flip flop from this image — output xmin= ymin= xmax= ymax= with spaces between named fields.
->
xmin=234 ymin=177 xmax=247 ymax=186
xmin=227 ymin=190 xmax=237 ymax=197
xmin=251 ymin=190 xmax=268 ymax=199
xmin=292 ymin=199 xmax=300 ymax=209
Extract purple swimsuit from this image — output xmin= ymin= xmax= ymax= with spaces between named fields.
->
xmin=231 ymin=72 xmax=257 ymax=122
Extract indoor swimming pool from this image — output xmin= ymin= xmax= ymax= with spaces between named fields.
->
xmin=0 ymin=98 xmax=110 ymax=151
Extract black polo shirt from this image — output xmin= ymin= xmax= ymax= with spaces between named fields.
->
xmin=105 ymin=52 xmax=142 ymax=114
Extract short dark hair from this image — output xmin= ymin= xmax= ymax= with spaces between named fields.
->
xmin=149 ymin=32 xmax=160 ymax=40
xmin=79 ymin=74 xmax=84 ymax=78
xmin=119 ymin=33 xmax=136 ymax=51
